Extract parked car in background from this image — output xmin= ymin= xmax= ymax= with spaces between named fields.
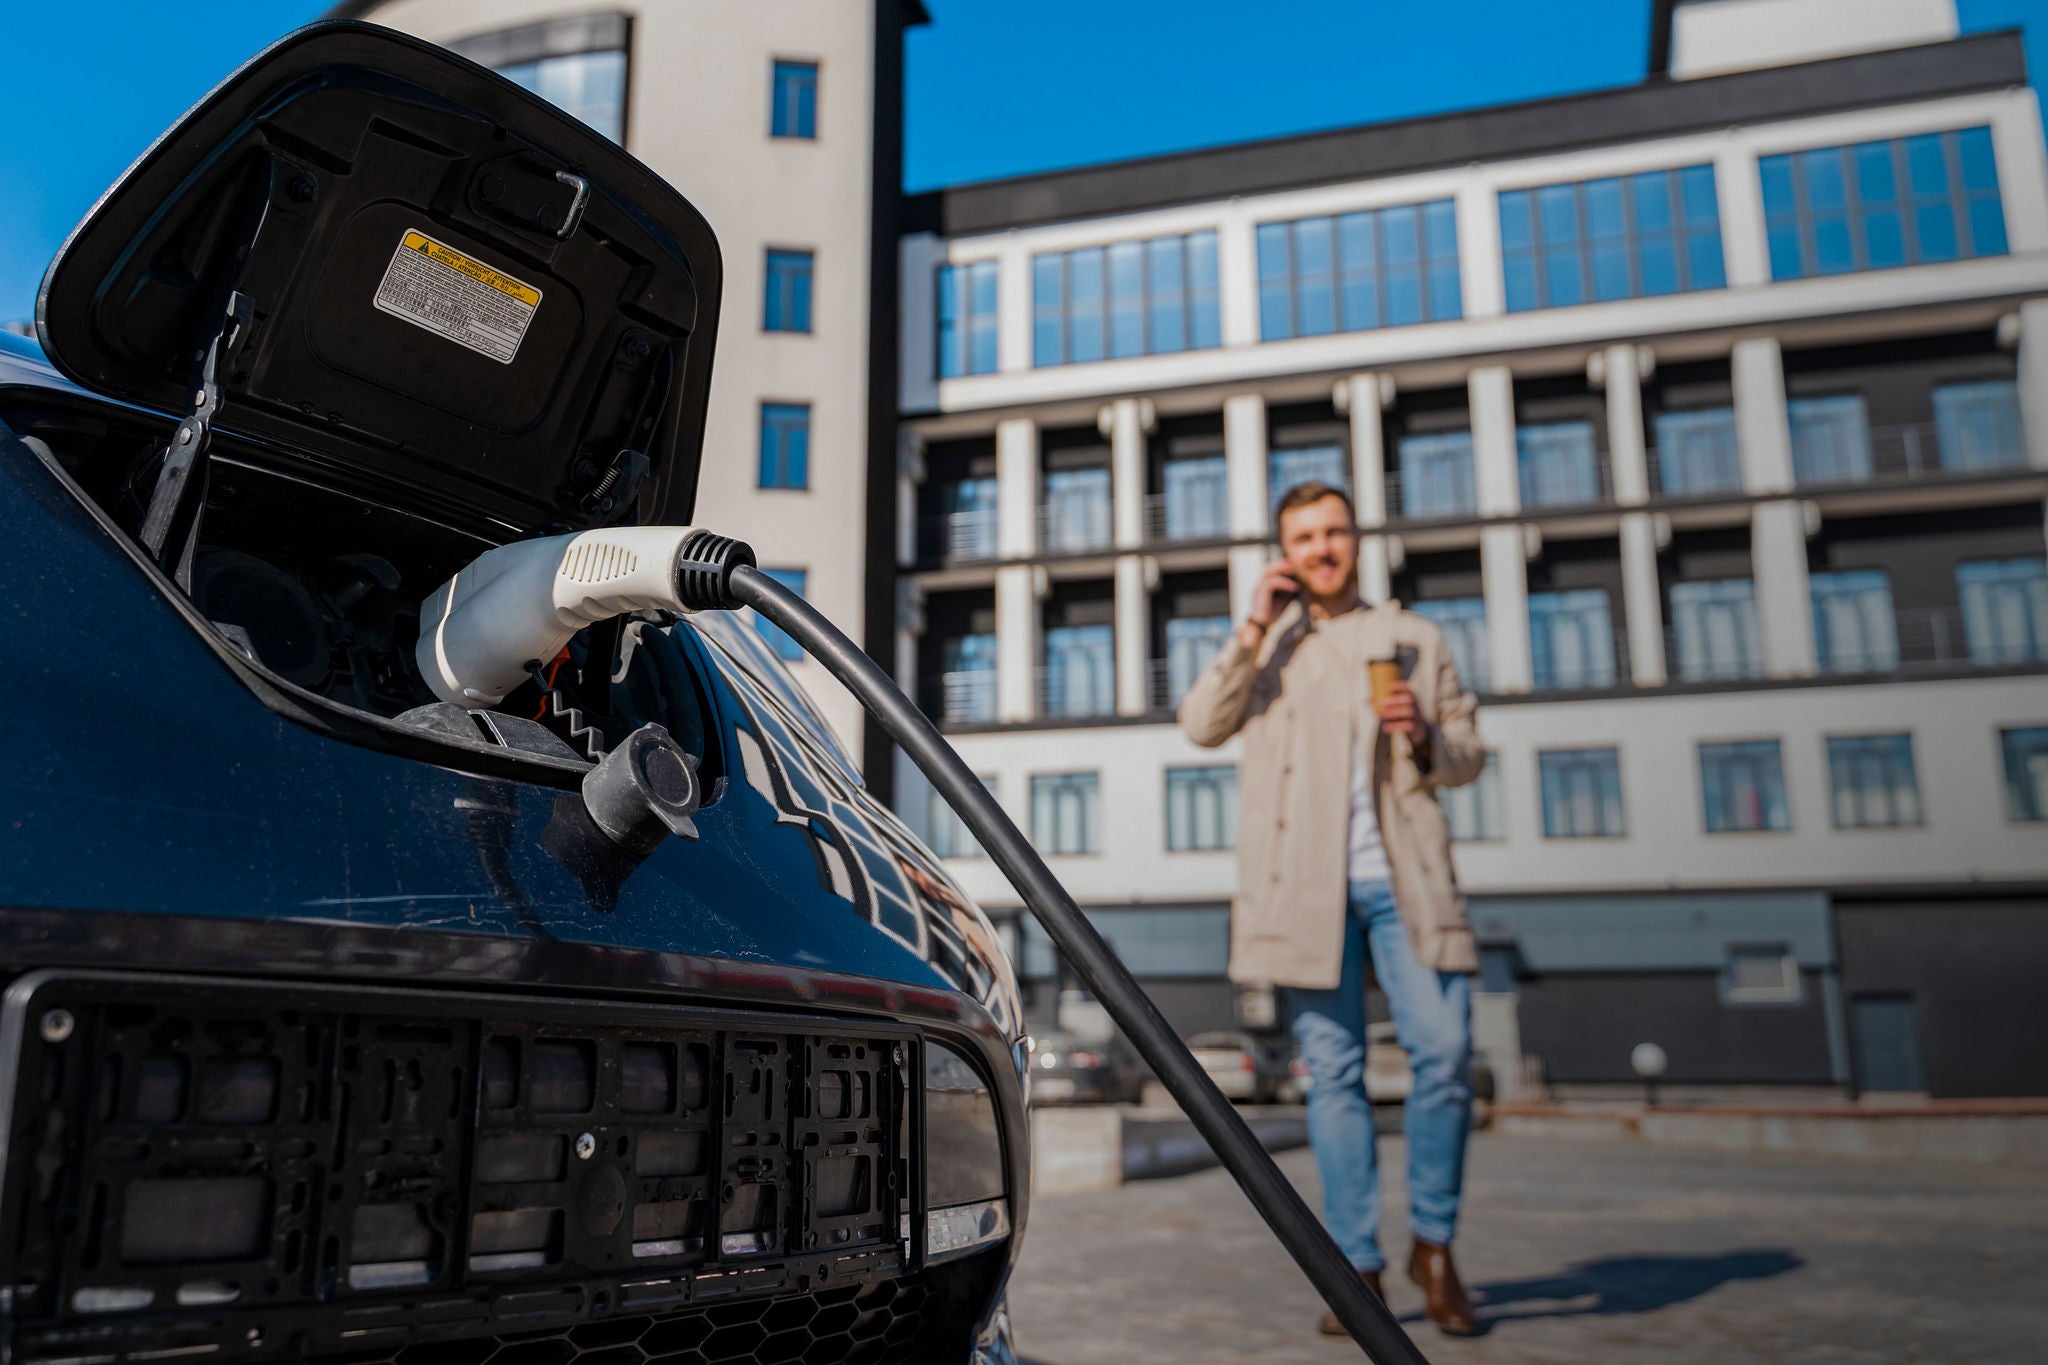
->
xmin=1188 ymin=1031 xmax=1293 ymax=1104
xmin=1287 ymin=1023 xmax=1497 ymax=1107
xmin=1028 ymin=1031 xmax=1148 ymax=1105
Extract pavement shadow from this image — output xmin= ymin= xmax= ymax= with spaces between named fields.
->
xmin=1399 ymin=1249 xmax=1803 ymax=1333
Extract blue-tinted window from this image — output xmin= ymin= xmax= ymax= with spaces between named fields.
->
xmin=466 ymin=13 xmax=631 ymax=144
xmin=1030 ymin=772 xmax=1100 ymax=854
xmin=1033 ymin=231 xmax=1220 ymax=366
xmin=770 ymin=60 xmax=818 ymax=138
xmin=1165 ymin=615 xmax=1233 ymax=706
xmin=1410 ymin=597 xmax=1489 ymax=692
xmin=1442 ymin=755 xmax=1502 ymax=842
xmin=1700 ymin=740 xmax=1790 ymax=833
xmin=1529 ymin=589 xmax=1617 ymax=690
xmin=939 ymin=634 xmax=996 ymax=724
xmin=1043 ymin=624 xmax=1114 ymax=718
xmin=1517 ymin=420 xmax=1601 ymax=508
xmin=1165 ymin=765 xmax=1238 ymax=851
xmin=1760 ymin=127 xmax=2006 ymax=281
xmin=752 ymin=568 xmax=808 ymax=660
xmin=1161 ymin=457 xmax=1228 ymax=541
xmin=2001 ymin=726 xmax=2048 ymax=821
xmin=1258 ymin=200 xmax=1461 ymax=341
xmin=1041 ymin=467 xmax=1111 ymax=553
xmin=1933 ymin=379 xmax=2026 ymax=472
xmin=928 ymin=774 xmax=996 ymax=859
xmin=1268 ymin=444 xmax=1348 ymax=517
xmin=1827 ymin=734 xmax=1921 ymax=829
xmin=758 ymin=402 xmax=810 ymax=490
xmin=1957 ymin=558 xmax=2048 ymax=664
xmin=764 ymin=250 xmax=813 ymax=332
xmin=937 ymin=260 xmax=999 ymax=378
xmin=1789 ymin=394 xmax=1872 ymax=485
xmin=1654 ymin=407 xmax=1743 ymax=496
xmin=1811 ymin=569 xmax=1898 ymax=674
xmin=1396 ymin=430 xmax=1477 ymax=520
xmin=939 ymin=478 xmax=998 ymax=560
xmin=1500 ymin=165 xmax=1724 ymax=312
xmin=1539 ymin=748 xmax=1624 ymax=837
xmin=1670 ymin=578 xmax=1762 ymax=681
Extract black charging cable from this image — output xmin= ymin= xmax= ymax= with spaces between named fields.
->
xmin=724 ymin=562 xmax=1430 ymax=1362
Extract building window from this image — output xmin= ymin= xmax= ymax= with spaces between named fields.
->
xmin=453 ymin=14 xmax=631 ymax=143
xmin=1042 ymin=624 xmax=1114 ymax=718
xmin=1165 ymin=615 xmax=1233 ymax=708
xmin=1031 ymin=772 xmax=1100 ymax=854
xmin=1699 ymin=740 xmax=1790 ymax=833
xmin=1500 ymin=164 xmax=1725 ymax=312
xmin=939 ymin=634 xmax=996 ymax=725
xmin=1529 ymin=589 xmax=1617 ymax=691
xmin=939 ymin=477 xmax=999 ymax=560
xmin=1268 ymin=444 xmax=1348 ymax=516
xmin=1160 ymin=456 xmax=1229 ymax=541
xmin=927 ymin=774 xmax=995 ymax=859
xmin=770 ymin=60 xmax=818 ymax=138
xmin=1518 ymin=420 xmax=1603 ymax=508
xmin=758 ymin=402 xmax=810 ymax=490
xmin=1789 ymin=394 xmax=1872 ymax=485
xmin=751 ymin=568 xmax=807 ymax=661
xmin=1653 ymin=407 xmax=1743 ymax=497
xmin=1032 ymin=231 xmax=1220 ymax=366
xmin=1041 ymin=467 xmax=1112 ymax=552
xmin=2001 ymin=726 xmax=2048 ymax=821
xmin=1958 ymin=558 xmax=2048 ymax=664
xmin=1670 ymin=578 xmax=1763 ymax=681
xmin=1932 ymin=379 xmax=2026 ymax=472
xmin=1441 ymin=754 xmax=1503 ymax=842
xmin=937 ymin=260 xmax=999 ymax=378
xmin=1256 ymin=200 xmax=1461 ymax=341
xmin=764 ymin=249 xmax=813 ymax=333
xmin=1811 ymin=569 xmax=1899 ymax=673
xmin=1410 ymin=597 xmax=1490 ymax=692
xmin=1761 ymin=126 xmax=2007 ymax=281
xmin=1395 ymin=430 xmax=1477 ymax=520
xmin=1165 ymin=765 xmax=1237 ymax=851
xmin=1827 ymin=733 xmax=1922 ymax=829
xmin=1723 ymin=945 xmax=1802 ymax=1004
xmin=1539 ymin=748 xmax=1624 ymax=838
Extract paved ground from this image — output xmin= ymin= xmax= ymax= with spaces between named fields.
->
xmin=1008 ymin=1130 xmax=2048 ymax=1363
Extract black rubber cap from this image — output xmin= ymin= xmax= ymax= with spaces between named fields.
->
xmin=672 ymin=531 xmax=756 ymax=612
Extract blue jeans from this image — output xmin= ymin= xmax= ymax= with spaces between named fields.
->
xmin=1285 ymin=879 xmax=1472 ymax=1270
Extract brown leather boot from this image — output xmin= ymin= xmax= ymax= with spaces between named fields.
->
xmin=1407 ymin=1239 xmax=1480 ymax=1336
xmin=1316 ymin=1269 xmax=1384 ymax=1336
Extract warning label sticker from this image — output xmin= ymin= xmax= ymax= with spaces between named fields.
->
xmin=372 ymin=229 xmax=541 ymax=365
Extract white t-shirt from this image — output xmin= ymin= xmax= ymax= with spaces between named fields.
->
xmin=1347 ymin=732 xmax=1391 ymax=884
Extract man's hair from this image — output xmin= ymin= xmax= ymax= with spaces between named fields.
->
xmin=1274 ymin=480 xmax=1355 ymax=532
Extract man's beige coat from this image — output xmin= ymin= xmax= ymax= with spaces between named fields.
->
xmin=1179 ymin=599 xmax=1487 ymax=989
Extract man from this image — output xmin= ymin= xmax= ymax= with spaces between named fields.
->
xmin=1179 ymin=481 xmax=1488 ymax=1337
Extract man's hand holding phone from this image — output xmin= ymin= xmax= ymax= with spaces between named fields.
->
xmin=1238 ymin=560 xmax=1300 ymax=650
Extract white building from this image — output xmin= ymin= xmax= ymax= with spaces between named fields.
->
xmin=891 ymin=0 xmax=2048 ymax=1098
xmin=330 ymin=0 xmax=927 ymax=762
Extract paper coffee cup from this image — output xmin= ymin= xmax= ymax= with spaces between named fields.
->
xmin=1368 ymin=657 xmax=1400 ymax=712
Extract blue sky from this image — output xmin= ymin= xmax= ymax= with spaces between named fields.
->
xmin=4 ymin=1 xmax=2046 ymax=322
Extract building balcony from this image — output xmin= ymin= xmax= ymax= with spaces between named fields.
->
xmin=1384 ymin=466 xmax=1480 ymax=523
xmin=1816 ymin=605 xmax=2043 ymax=677
xmin=1793 ymin=420 xmax=2029 ymax=492
xmin=918 ymin=507 xmax=999 ymax=563
xmin=924 ymin=669 xmax=997 ymax=726
xmin=1038 ymin=497 xmax=1113 ymax=555
xmin=1518 ymin=447 xmax=1614 ymax=512
xmin=1144 ymin=490 xmax=1230 ymax=544
xmin=1036 ymin=663 xmax=1117 ymax=719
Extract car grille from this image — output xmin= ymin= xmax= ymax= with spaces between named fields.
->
xmin=312 ymin=1277 xmax=932 ymax=1365
xmin=0 ymin=971 xmax=951 ymax=1365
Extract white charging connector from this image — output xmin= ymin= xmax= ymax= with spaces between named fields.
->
xmin=415 ymin=525 xmax=751 ymax=708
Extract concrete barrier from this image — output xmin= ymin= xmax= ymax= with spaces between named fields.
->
xmin=1494 ymin=1100 xmax=2048 ymax=1168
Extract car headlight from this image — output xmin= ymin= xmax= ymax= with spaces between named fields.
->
xmin=920 ymin=1041 xmax=1010 ymax=1263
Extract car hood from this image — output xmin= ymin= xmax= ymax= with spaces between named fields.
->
xmin=36 ymin=20 xmax=720 ymax=537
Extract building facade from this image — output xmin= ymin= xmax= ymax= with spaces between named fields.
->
xmin=891 ymin=0 xmax=2048 ymax=1098
xmin=330 ymin=0 xmax=924 ymax=762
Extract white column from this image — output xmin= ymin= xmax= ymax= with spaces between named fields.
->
xmin=995 ymin=416 xmax=1039 ymax=558
xmin=995 ymin=565 xmax=1040 ymax=722
xmin=997 ymin=243 xmax=1033 ymax=374
xmin=1619 ymin=513 xmax=1667 ymax=687
xmin=1481 ymin=525 xmax=1532 ymax=694
xmin=1732 ymin=338 xmax=1795 ymax=495
xmin=1114 ymin=555 xmax=1150 ymax=716
xmin=1224 ymin=394 xmax=1270 ymax=539
xmin=1455 ymin=175 xmax=1505 ymax=319
xmin=1103 ymin=398 xmax=1154 ymax=550
xmin=1752 ymin=500 xmax=1817 ymax=678
xmin=895 ymin=579 xmax=923 ymax=708
xmin=896 ymin=430 xmax=922 ymax=567
xmin=1601 ymin=345 xmax=1651 ymax=507
xmin=1216 ymin=212 xmax=1261 ymax=349
xmin=1228 ymin=545 xmax=1268 ymax=624
xmin=1337 ymin=374 xmax=1392 ymax=604
xmin=1713 ymin=140 xmax=1771 ymax=289
xmin=1469 ymin=366 xmax=1520 ymax=517
xmin=2016 ymin=299 xmax=2048 ymax=471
